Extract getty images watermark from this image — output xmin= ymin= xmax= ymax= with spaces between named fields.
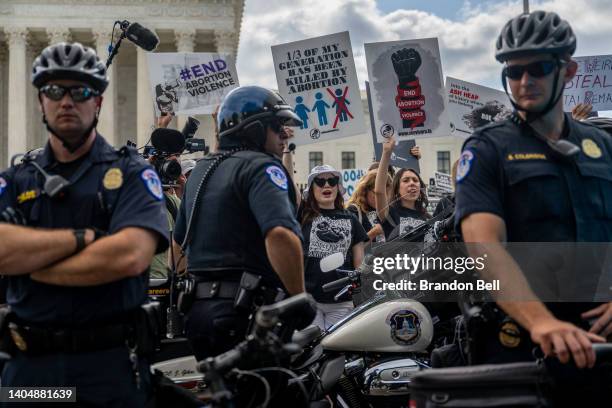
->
xmin=370 ymin=253 xmax=500 ymax=292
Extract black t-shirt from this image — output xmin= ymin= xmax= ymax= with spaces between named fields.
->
xmin=347 ymin=204 xmax=386 ymax=243
xmin=174 ymin=150 xmax=301 ymax=287
xmin=301 ymin=208 xmax=368 ymax=303
xmin=381 ymin=202 xmax=429 ymax=240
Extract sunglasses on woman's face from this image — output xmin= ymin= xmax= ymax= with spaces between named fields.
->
xmin=503 ymin=60 xmax=558 ymax=80
xmin=313 ymin=176 xmax=339 ymax=188
xmin=39 ymin=84 xmax=100 ymax=102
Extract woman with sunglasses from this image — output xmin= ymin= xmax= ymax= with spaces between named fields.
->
xmin=347 ymin=169 xmax=392 ymax=243
xmin=300 ymin=165 xmax=369 ymax=329
xmin=375 ymin=135 xmax=431 ymax=240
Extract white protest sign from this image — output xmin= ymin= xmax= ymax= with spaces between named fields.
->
xmin=147 ymin=53 xmax=239 ymax=116
xmin=365 ymin=37 xmax=449 ymax=142
xmin=434 ymin=171 xmax=453 ymax=193
xmin=272 ymin=31 xmax=365 ymax=145
xmin=341 ymin=168 xmax=365 ymax=199
xmin=563 ymin=55 xmax=612 ymax=111
xmin=446 ymin=77 xmax=511 ymax=137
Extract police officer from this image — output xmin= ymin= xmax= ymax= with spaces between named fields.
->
xmin=172 ymin=86 xmax=306 ymax=360
xmin=0 ymin=42 xmax=168 ymax=406
xmin=455 ymin=10 xmax=612 ymax=405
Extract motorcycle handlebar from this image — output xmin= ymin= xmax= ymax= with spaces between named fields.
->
xmin=593 ymin=343 xmax=612 ymax=363
xmin=322 ymin=276 xmax=351 ymax=293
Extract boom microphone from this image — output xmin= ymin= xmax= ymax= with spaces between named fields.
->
xmin=123 ymin=22 xmax=159 ymax=51
xmin=288 ymin=143 xmax=296 ymax=152
xmin=151 ymin=128 xmax=186 ymax=154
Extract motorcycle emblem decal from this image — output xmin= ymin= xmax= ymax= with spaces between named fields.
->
xmin=103 ymin=168 xmax=123 ymax=190
xmin=582 ymin=139 xmax=602 ymax=159
xmin=456 ymin=150 xmax=474 ymax=183
xmin=387 ymin=309 xmax=421 ymax=346
xmin=265 ymin=165 xmax=288 ymax=191
xmin=141 ymin=169 xmax=164 ymax=201
xmin=498 ymin=321 xmax=521 ymax=348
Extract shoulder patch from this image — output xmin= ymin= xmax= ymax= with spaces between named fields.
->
xmin=0 ymin=177 xmax=6 ymax=197
xmin=140 ymin=169 xmax=164 ymax=200
xmin=265 ymin=165 xmax=288 ymax=191
xmin=456 ymin=150 xmax=474 ymax=183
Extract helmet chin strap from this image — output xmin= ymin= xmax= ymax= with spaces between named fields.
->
xmin=42 ymin=112 xmax=98 ymax=154
xmin=501 ymin=58 xmax=565 ymax=124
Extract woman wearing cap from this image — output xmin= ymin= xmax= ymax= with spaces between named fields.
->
xmin=300 ymin=165 xmax=369 ymax=329
xmin=375 ymin=135 xmax=431 ymax=240
xmin=346 ymin=169 xmax=392 ymax=243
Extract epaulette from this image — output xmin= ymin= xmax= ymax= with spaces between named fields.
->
xmin=116 ymin=145 xmax=138 ymax=157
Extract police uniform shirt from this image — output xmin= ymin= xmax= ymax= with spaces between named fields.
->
xmin=0 ymin=134 xmax=169 ymax=325
xmin=455 ymin=113 xmax=612 ymax=242
xmin=454 ymin=114 xmax=612 ymax=321
xmin=173 ymin=150 xmax=302 ymax=287
xmin=301 ymin=208 xmax=368 ymax=303
xmin=381 ymin=202 xmax=429 ymax=240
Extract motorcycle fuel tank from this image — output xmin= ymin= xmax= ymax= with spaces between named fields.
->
xmin=321 ymin=299 xmax=433 ymax=352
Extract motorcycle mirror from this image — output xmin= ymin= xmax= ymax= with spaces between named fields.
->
xmin=320 ymin=252 xmax=344 ymax=273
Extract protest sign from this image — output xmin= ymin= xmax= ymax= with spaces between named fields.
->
xmin=446 ymin=77 xmax=511 ymax=136
xmin=341 ymin=168 xmax=366 ymax=199
xmin=147 ymin=53 xmax=239 ymax=116
xmin=272 ymin=31 xmax=365 ymax=145
xmin=434 ymin=171 xmax=453 ymax=193
xmin=366 ymin=81 xmax=421 ymax=172
xmin=365 ymin=38 xmax=449 ymax=143
xmin=563 ymin=54 xmax=612 ymax=111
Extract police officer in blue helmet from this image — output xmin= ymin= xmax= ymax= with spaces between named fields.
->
xmin=0 ymin=42 xmax=168 ymax=406
xmin=455 ymin=11 xmax=612 ymax=406
xmin=173 ymin=86 xmax=308 ymax=360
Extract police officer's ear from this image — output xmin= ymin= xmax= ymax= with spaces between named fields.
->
xmin=95 ymin=96 xmax=103 ymax=117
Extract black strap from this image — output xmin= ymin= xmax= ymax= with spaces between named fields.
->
xmin=165 ymin=193 xmax=178 ymax=222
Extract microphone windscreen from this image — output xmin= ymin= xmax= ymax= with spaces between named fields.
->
xmin=288 ymin=143 xmax=296 ymax=152
xmin=125 ymin=22 xmax=159 ymax=51
xmin=151 ymin=128 xmax=185 ymax=154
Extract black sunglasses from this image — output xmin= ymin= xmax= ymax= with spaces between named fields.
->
xmin=313 ymin=176 xmax=339 ymax=188
xmin=40 ymin=84 xmax=100 ymax=102
xmin=503 ymin=60 xmax=558 ymax=80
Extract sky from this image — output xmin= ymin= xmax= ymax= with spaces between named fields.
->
xmin=235 ymin=0 xmax=612 ymax=93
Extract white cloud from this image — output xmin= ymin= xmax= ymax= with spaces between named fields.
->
xmin=236 ymin=0 xmax=612 ymax=92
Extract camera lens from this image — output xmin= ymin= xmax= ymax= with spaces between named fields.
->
xmin=160 ymin=159 xmax=182 ymax=182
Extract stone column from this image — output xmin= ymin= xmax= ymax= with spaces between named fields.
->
xmin=92 ymin=27 xmax=117 ymax=146
xmin=174 ymin=28 xmax=196 ymax=130
xmin=214 ymin=29 xmax=237 ymax=57
xmin=137 ymin=46 xmax=154 ymax=148
xmin=26 ymin=39 xmax=46 ymax=151
xmin=6 ymin=26 xmax=29 ymax=163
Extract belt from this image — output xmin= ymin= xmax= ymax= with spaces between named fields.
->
xmin=9 ymin=321 xmax=132 ymax=355
xmin=195 ymin=281 xmax=241 ymax=300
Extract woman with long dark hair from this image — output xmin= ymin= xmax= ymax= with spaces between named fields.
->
xmin=374 ymin=136 xmax=430 ymax=239
xmin=300 ymin=165 xmax=368 ymax=329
